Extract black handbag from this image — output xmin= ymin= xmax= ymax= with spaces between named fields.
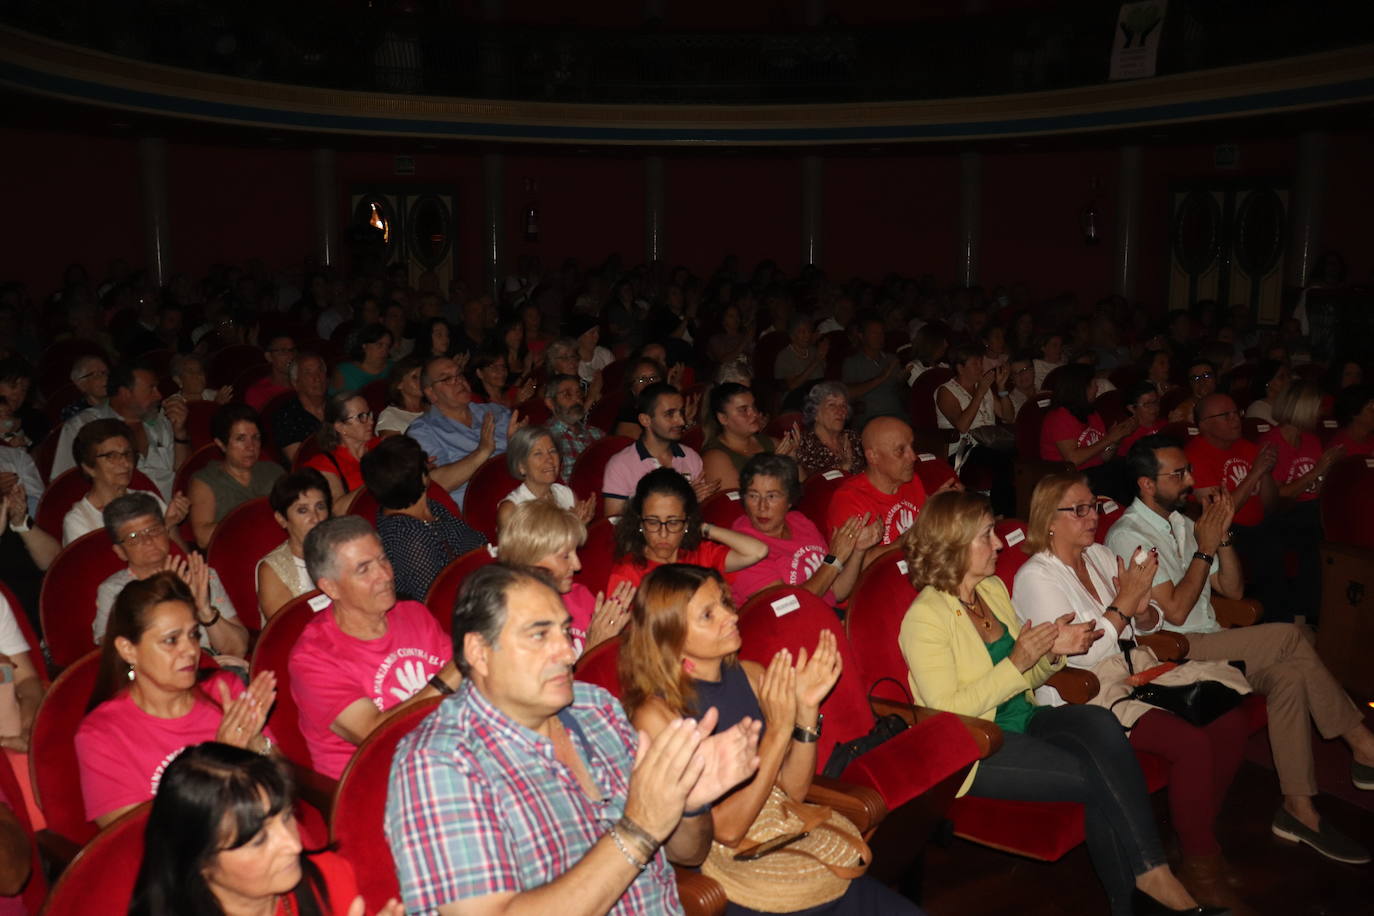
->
xmin=822 ymin=678 xmax=911 ymax=779
xmin=1111 ymin=639 xmax=1245 ymax=727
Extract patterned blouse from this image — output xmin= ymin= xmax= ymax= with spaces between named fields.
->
xmin=795 ymin=428 xmax=865 ymax=476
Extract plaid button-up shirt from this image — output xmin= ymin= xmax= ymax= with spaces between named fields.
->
xmin=386 ymin=680 xmax=683 ymax=915
xmin=548 ymin=417 xmax=604 ymax=481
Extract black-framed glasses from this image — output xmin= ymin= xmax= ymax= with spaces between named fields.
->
xmin=641 ymin=517 xmax=688 ymax=533
xmin=1155 ymin=464 xmax=1192 ymax=482
xmin=1056 ymin=503 xmax=1099 ymax=518
xmin=77 ymin=369 xmax=109 ymax=381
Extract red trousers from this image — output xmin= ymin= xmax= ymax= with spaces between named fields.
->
xmin=1128 ymin=706 xmax=1251 ymax=857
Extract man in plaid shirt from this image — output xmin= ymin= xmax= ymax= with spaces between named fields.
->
xmin=545 ymin=373 xmax=604 ymax=481
xmin=386 ymin=565 xmax=760 ymax=916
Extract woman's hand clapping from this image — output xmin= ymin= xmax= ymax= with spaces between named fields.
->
xmin=757 ymin=650 xmax=798 ymax=737
xmin=793 ymin=630 xmax=842 ymax=714
xmin=214 ymin=671 xmax=275 ymax=750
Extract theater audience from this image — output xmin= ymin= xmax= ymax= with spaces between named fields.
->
xmin=77 ymin=570 xmax=270 ymax=825
xmin=271 ymin=351 xmax=329 ymax=464
xmin=827 ymin=417 xmax=936 ymax=552
xmin=545 ymin=373 xmax=604 ymax=480
xmin=1040 ymin=363 xmax=1136 ymax=500
xmin=899 ymin=489 xmax=1216 ymax=916
xmin=1244 ymin=360 xmax=1291 ymax=424
xmin=497 ymin=425 xmax=591 ymax=527
xmin=731 ymin=454 xmax=878 ymax=606
xmin=94 ymin=493 xmax=247 ymax=657
xmin=386 ymin=564 xmax=758 ymax=916
xmin=361 ymin=436 xmax=486 ymax=602
xmin=701 ymin=383 xmax=798 ymax=492
xmin=1140 ymin=349 xmax=1175 ymax=400
xmin=61 ymin=354 xmax=109 ymax=422
xmin=407 ymin=355 xmax=518 ymax=508
xmin=256 ymin=469 xmax=332 ymax=623
xmin=168 ymin=353 xmax=231 ymax=404
xmin=1330 ymin=383 xmax=1374 ymax=456
xmin=1032 ymin=331 xmax=1066 ymax=391
xmin=62 ymin=417 xmax=187 ymax=545
xmin=611 ymin=355 xmax=668 ymax=438
xmin=843 ymin=314 xmax=906 ymax=425
xmin=374 ymin=355 xmax=425 ymax=437
xmin=774 ymin=314 xmax=828 ymax=410
xmin=291 ymin=516 xmax=460 ymax=779
xmin=0 ymin=589 xmax=45 ymax=754
xmin=1118 ymin=381 xmax=1165 ymax=454
xmin=602 ymin=383 xmax=714 ymax=517
xmin=497 ymin=500 xmax=633 ymax=657
xmin=302 ymin=391 xmax=377 ymax=509
xmin=906 ymin=324 xmax=949 ymax=386
xmin=608 ymin=467 xmax=765 ymax=594
xmin=1167 ymin=359 xmax=1218 ymax=424
xmin=243 ymin=333 xmax=296 ymax=409
xmin=130 ymin=742 xmax=398 ymax=916
xmin=52 ymin=361 xmax=189 ymax=501
xmin=187 ymin=404 xmax=283 ymax=548
xmin=794 ymin=381 xmax=864 ymax=476
xmin=331 ymin=323 xmax=392 ymax=392
xmin=1014 ymin=472 xmax=1251 ymax=906
xmin=621 ymin=563 xmax=922 ymax=914
xmin=1108 ymin=436 xmax=1374 ymax=865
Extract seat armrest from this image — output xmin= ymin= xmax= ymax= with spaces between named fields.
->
xmin=869 ymin=696 xmax=1003 ymax=758
xmin=674 ymin=867 xmax=728 ymax=916
xmin=1047 ymin=668 xmax=1100 ymax=705
xmin=1138 ymin=631 xmax=1190 ymax=660
xmin=289 ymin=761 xmax=338 ymax=820
xmin=807 ymin=775 xmax=887 ymax=834
xmin=1212 ymin=596 xmax=1262 ymax=628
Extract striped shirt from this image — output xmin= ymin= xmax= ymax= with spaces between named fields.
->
xmin=386 ymin=680 xmax=683 ymax=915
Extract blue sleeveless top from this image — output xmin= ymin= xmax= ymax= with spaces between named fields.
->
xmin=690 ymin=662 xmax=765 ymax=739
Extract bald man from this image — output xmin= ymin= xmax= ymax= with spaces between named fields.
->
xmin=826 ymin=418 xmax=932 ymax=559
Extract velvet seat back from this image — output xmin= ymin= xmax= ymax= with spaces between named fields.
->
xmin=29 ymin=651 xmax=102 ymax=847
xmin=424 ymin=545 xmax=499 ymax=636
xmin=39 ymin=804 xmax=148 ymax=916
xmin=205 ymin=497 xmax=283 ymax=636
xmin=462 ymin=455 xmax=522 ymax=542
xmin=250 ymin=591 xmax=323 ymax=768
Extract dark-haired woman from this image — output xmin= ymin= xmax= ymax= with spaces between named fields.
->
xmin=304 ymin=391 xmax=378 ymax=510
xmin=331 ymin=323 xmax=392 ymax=393
xmin=375 ymin=356 xmax=426 ymax=438
xmin=187 ymin=404 xmax=284 ymax=548
xmin=1040 ymin=363 xmax=1137 ymax=501
xmin=76 ymin=572 xmax=278 ymax=827
xmin=607 ymin=468 xmax=765 ymax=595
xmin=130 ymin=741 xmax=402 ymax=916
xmin=701 ymin=384 xmax=799 ymax=492
xmin=467 ymin=350 xmax=538 ymax=410
xmin=361 ymin=436 xmax=486 ymax=602
xmin=256 ymin=469 xmax=332 ymax=623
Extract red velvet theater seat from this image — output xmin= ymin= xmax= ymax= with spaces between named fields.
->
xmin=462 ymin=455 xmax=522 ymax=543
xmin=700 ymin=490 xmax=745 ymax=529
xmin=39 ymin=803 xmax=149 ymax=916
xmin=39 ymin=529 xmax=133 ymax=670
xmin=795 ymin=468 xmax=849 ymax=534
xmin=575 ymin=518 xmax=618 ymax=596
xmin=424 ymin=544 xmax=499 ymax=635
xmin=29 ymin=651 xmax=104 ymax=852
xmin=205 ymin=496 xmax=282 ymax=636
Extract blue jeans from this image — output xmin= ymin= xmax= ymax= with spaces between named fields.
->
xmin=968 ymin=704 xmax=1166 ymax=916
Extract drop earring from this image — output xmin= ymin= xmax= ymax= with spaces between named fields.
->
xmin=127 ymin=665 xmax=136 ymax=682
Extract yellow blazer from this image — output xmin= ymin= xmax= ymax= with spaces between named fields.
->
xmin=898 ymin=575 xmax=1064 ymax=795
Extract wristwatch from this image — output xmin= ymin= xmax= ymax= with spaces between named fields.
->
xmin=9 ymin=514 xmax=30 ymax=533
xmin=822 ymin=554 xmax=844 ymax=572
xmin=792 ymin=715 xmax=824 ymax=744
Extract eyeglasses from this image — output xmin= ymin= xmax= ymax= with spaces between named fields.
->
xmin=641 ymin=517 xmax=688 ymax=533
xmin=634 ymin=375 xmax=663 ymax=386
xmin=343 ymin=411 xmax=373 ymax=424
xmin=77 ymin=369 xmax=108 ymax=381
xmin=1155 ymin=464 xmax=1193 ymax=482
xmin=1201 ymin=409 xmax=1240 ymax=422
xmin=95 ymin=449 xmax=135 ymax=464
xmin=744 ymin=491 xmax=787 ymax=504
xmin=1189 ymin=372 xmax=1214 ymax=383
xmin=120 ymin=522 xmax=167 ymax=545
xmin=428 ymin=374 xmax=463 ymax=387
xmin=1133 ymin=399 xmax=1160 ymax=410
xmin=1055 ymin=503 xmax=1099 ymax=518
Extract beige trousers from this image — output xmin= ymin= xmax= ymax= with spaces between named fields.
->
xmin=1186 ymin=623 xmax=1363 ymax=797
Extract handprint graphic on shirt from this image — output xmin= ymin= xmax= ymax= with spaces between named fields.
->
xmin=390 ymin=660 xmax=430 ymax=702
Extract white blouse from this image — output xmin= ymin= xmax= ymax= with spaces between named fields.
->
xmin=1012 ymin=544 xmax=1162 ymax=706
xmin=502 ymin=482 xmax=575 ymax=510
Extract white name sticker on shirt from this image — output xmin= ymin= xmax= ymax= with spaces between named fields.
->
xmin=1366 ymin=458 xmax=1374 ymax=469
xmin=1004 ymin=528 xmax=1026 ymax=547
xmin=771 ymin=594 xmax=801 ymax=617
xmin=1257 ymin=424 xmax=1271 ymax=433
xmin=486 ymin=543 xmax=499 ymax=557
xmin=918 ymin=453 xmax=937 ymax=462
xmin=1187 ymin=427 xmax=1199 ymax=436
xmin=1100 ymin=499 xmax=1119 ymax=514
xmin=307 ymin=593 xmax=332 ymax=612
xmin=1323 ymin=419 xmax=1338 ymax=428
xmin=822 ymin=469 xmax=845 ymax=481
xmin=727 ymin=490 xmax=741 ymax=501
xmin=1038 ymin=398 xmax=1051 ymax=408
xmin=897 ymin=559 xmax=909 ymax=575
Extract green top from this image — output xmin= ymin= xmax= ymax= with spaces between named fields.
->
xmin=984 ymin=628 xmax=1039 ymax=734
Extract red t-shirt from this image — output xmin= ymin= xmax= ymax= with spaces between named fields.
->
xmin=826 ymin=472 xmax=928 ymax=546
xmin=1185 ymin=435 xmax=1263 ymax=526
xmin=607 ymin=541 xmax=732 ymax=595
xmin=289 ymin=600 xmax=451 ymax=779
xmin=281 ymin=851 xmax=360 ymax=916
xmin=1330 ymin=429 xmax=1374 ymax=457
xmin=1118 ymin=420 xmax=1163 ymax=455
xmin=1040 ymin=408 xmax=1107 ymax=467
xmin=304 ymin=438 xmax=381 ymax=493
xmin=1258 ymin=428 xmax=1323 ymax=501
xmin=244 ymin=377 xmax=292 ymax=411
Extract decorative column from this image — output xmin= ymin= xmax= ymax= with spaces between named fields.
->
xmin=138 ymin=137 xmax=172 ymax=288
xmin=645 ymin=156 xmax=666 ymax=264
xmin=1113 ymin=144 xmax=1142 ymax=301
xmin=958 ymin=151 xmax=981 ymax=288
xmin=312 ymin=148 xmax=338 ymax=268
xmin=483 ymin=152 xmax=504 ymax=301
xmin=801 ymin=155 xmax=823 ymax=267
xmin=1287 ymin=130 xmax=1327 ymax=288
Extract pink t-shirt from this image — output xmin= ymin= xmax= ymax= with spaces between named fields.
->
xmin=564 ymin=583 xmax=597 ymax=657
xmin=75 ymin=671 xmax=250 ymax=822
xmin=1040 ymin=408 xmax=1107 ymax=467
xmin=289 ymin=600 xmax=450 ymax=779
xmin=730 ymin=512 xmax=834 ymax=605
xmin=1257 ymin=427 xmax=1323 ymax=501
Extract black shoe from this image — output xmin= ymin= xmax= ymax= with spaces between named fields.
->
xmin=1132 ymin=889 xmax=1231 ymax=916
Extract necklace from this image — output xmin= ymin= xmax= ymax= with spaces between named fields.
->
xmin=279 ymin=893 xmax=293 ymax=916
xmin=958 ymin=594 xmax=994 ymax=631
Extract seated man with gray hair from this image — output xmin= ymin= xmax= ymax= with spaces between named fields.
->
xmin=94 ymin=492 xmax=247 ymax=658
xmin=289 ymin=515 xmax=461 ymax=779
